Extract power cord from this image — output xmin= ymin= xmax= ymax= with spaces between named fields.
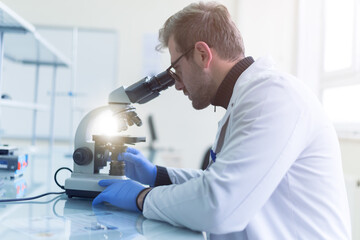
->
xmin=54 ymin=167 xmax=72 ymax=189
xmin=0 ymin=191 xmax=65 ymax=203
xmin=0 ymin=167 xmax=72 ymax=203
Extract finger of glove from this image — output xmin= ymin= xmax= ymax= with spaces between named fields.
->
xmin=122 ymin=152 xmax=144 ymax=165
xmin=126 ymin=147 xmax=139 ymax=154
xmin=118 ymin=151 xmax=137 ymax=162
xmin=125 ymin=166 xmax=136 ymax=179
xmin=92 ymin=192 xmax=106 ymax=206
xmin=98 ymin=179 xmax=119 ymax=187
xmin=118 ymin=152 xmax=125 ymax=161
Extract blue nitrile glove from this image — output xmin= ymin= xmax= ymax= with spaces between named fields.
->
xmin=92 ymin=179 xmax=145 ymax=212
xmin=120 ymin=147 xmax=157 ymax=186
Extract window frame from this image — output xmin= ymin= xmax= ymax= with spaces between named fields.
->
xmin=319 ymin=0 xmax=360 ymax=138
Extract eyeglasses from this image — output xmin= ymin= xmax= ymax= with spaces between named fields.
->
xmin=166 ymin=47 xmax=194 ymax=82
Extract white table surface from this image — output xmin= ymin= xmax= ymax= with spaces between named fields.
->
xmin=0 ymin=147 xmax=205 ymax=240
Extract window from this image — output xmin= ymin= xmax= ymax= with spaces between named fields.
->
xmin=321 ymin=0 xmax=360 ymax=136
xmin=323 ymin=0 xmax=354 ymax=72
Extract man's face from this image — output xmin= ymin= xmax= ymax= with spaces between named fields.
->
xmin=168 ymin=36 xmax=212 ymax=110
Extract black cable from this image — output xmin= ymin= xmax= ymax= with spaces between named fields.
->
xmin=0 ymin=191 xmax=65 ymax=203
xmin=1 ymin=194 xmax=63 ymax=205
xmin=0 ymin=167 xmax=73 ymax=203
xmin=54 ymin=167 xmax=73 ymax=189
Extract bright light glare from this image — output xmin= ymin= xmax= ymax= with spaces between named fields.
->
xmin=324 ymin=0 xmax=354 ymax=72
xmin=93 ymin=110 xmax=119 ymax=135
xmin=323 ymin=84 xmax=360 ymax=123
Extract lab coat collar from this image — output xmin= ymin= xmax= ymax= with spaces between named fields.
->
xmin=211 ymin=56 xmax=254 ymax=109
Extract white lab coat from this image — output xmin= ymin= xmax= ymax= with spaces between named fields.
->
xmin=143 ymin=57 xmax=351 ymax=239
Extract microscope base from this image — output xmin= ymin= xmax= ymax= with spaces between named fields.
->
xmin=65 ymin=189 xmax=100 ymax=199
xmin=64 ymin=173 xmax=126 ymax=198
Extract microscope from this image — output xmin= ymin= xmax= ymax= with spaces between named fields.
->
xmin=64 ymin=71 xmax=174 ymax=198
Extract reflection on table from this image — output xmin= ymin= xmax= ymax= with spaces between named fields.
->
xmin=0 ymin=195 xmax=204 ymax=239
xmin=0 ymin=149 xmax=204 ymax=240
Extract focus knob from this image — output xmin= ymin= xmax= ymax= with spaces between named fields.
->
xmin=73 ymin=147 xmax=93 ymax=165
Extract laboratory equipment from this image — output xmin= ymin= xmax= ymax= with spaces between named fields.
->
xmin=64 ymin=70 xmax=175 ymax=198
xmin=0 ymin=145 xmax=28 ymax=179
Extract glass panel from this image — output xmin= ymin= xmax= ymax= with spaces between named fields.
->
xmin=0 ymin=2 xmax=34 ymax=32
xmin=3 ymin=32 xmax=70 ymax=66
xmin=324 ymin=0 xmax=354 ymax=72
xmin=0 ymin=2 xmax=70 ymax=66
xmin=322 ymin=84 xmax=360 ymax=123
xmin=0 ymin=8 xmax=25 ymax=29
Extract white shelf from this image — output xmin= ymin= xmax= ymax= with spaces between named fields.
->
xmin=0 ymin=1 xmax=35 ymax=33
xmin=0 ymin=1 xmax=71 ymax=148
xmin=0 ymin=2 xmax=71 ymax=66
xmin=0 ymin=99 xmax=48 ymax=111
xmin=3 ymin=31 xmax=71 ymax=66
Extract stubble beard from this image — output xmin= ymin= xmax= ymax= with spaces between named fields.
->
xmin=190 ymin=77 xmax=212 ymax=110
xmin=188 ymin=61 xmax=213 ymax=110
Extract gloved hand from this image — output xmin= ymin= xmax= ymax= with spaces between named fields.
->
xmin=92 ymin=179 xmax=145 ymax=212
xmin=120 ymin=147 xmax=157 ymax=186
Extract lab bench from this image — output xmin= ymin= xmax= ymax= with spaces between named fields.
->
xmin=0 ymin=147 xmax=204 ymax=240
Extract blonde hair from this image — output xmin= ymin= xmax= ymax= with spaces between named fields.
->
xmin=157 ymin=1 xmax=245 ymax=61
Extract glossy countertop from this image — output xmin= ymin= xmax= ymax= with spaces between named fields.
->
xmin=0 ymin=147 xmax=204 ymax=240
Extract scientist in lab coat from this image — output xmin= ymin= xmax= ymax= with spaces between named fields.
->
xmin=93 ymin=2 xmax=351 ymax=239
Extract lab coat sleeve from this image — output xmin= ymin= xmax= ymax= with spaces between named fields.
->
xmin=166 ymin=167 xmax=204 ymax=184
xmin=155 ymin=166 xmax=204 ymax=186
xmin=143 ymin=74 xmax=309 ymax=233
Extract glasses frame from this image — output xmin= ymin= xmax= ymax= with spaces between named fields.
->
xmin=166 ymin=46 xmax=194 ymax=82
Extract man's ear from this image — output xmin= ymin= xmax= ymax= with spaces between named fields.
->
xmin=193 ymin=41 xmax=212 ymax=68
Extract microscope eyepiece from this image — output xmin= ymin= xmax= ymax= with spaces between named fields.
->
xmin=125 ymin=70 xmax=175 ymax=104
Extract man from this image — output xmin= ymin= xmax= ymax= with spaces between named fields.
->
xmin=93 ymin=2 xmax=351 ymax=239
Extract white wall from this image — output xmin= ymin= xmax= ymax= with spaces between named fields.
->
xmin=237 ymin=0 xmax=298 ymax=75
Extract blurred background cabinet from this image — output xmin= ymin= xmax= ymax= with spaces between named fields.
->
xmin=0 ymin=2 xmax=118 ymax=155
xmin=0 ymin=2 xmax=71 ymax=152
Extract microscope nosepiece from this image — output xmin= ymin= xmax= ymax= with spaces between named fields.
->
xmin=126 ymin=110 xmax=142 ymax=127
